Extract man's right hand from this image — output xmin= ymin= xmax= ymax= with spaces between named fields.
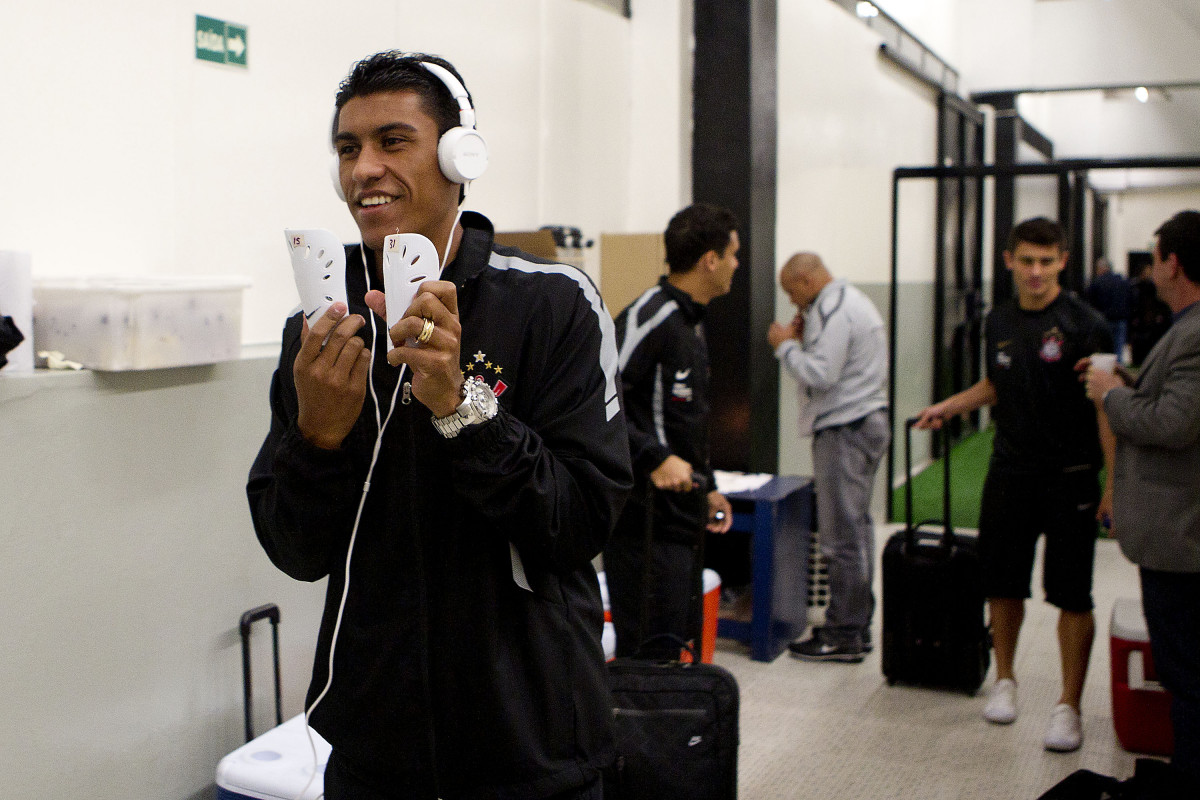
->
xmin=294 ymin=302 xmax=371 ymax=450
xmin=913 ymin=401 xmax=952 ymax=430
xmin=650 ymin=454 xmax=695 ymax=493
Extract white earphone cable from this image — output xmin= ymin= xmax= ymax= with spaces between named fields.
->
xmin=294 ymin=218 xmax=459 ymax=799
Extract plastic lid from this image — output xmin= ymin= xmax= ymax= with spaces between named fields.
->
xmin=703 ymin=567 xmax=721 ymax=593
xmin=1110 ymin=597 xmax=1149 ymax=642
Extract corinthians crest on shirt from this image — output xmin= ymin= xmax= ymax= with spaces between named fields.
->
xmin=1039 ymin=327 xmax=1065 ymax=363
xmin=462 ymin=349 xmax=508 ymax=398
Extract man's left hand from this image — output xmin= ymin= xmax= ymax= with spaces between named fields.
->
xmin=706 ymin=491 xmax=733 ymax=534
xmin=365 ymin=280 xmax=464 ymax=418
xmin=1083 ymin=365 xmax=1126 ymax=403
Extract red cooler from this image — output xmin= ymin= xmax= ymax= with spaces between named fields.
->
xmin=699 ymin=567 xmax=721 ymax=664
xmin=1110 ymin=597 xmax=1173 ymax=756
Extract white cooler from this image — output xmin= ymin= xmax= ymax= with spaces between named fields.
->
xmin=216 ymin=714 xmax=330 ymax=800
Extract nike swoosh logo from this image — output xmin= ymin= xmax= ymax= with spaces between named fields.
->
xmin=675 ymin=369 xmax=691 ymax=380
xmin=305 ymin=308 xmax=320 ymax=321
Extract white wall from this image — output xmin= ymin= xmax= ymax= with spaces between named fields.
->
xmin=1106 ymin=185 xmax=1200 ymax=267
xmin=626 ymin=0 xmax=693 ymax=230
xmin=957 ymin=0 xmax=1200 ymax=91
xmin=1 ymin=358 xmax=326 ymax=800
xmin=0 ymin=0 xmax=689 ymax=347
xmin=776 ymin=2 xmax=940 ymax=285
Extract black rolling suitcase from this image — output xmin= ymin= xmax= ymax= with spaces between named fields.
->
xmin=881 ymin=417 xmax=990 ymax=693
xmin=605 ymin=481 xmax=739 ymax=800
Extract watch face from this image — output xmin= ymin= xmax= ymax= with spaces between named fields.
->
xmin=432 ymin=376 xmax=497 ymax=437
xmin=466 ymin=376 xmax=499 ymax=418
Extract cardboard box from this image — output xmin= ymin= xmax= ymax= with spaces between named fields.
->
xmin=33 ymin=276 xmax=250 ymax=371
xmin=599 ymin=232 xmax=665 ymax=318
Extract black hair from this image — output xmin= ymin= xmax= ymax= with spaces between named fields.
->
xmin=1155 ymin=210 xmax=1200 ymax=283
xmin=1006 ymin=217 xmax=1066 ymax=252
xmin=663 ymin=204 xmax=739 ymax=274
xmin=331 ymin=51 xmax=469 ymax=143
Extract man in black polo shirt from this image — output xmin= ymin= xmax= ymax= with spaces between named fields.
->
xmin=916 ymin=217 xmax=1114 ymax=753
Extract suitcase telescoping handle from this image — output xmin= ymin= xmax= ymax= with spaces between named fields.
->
xmin=637 ymin=474 xmax=710 ymax=659
xmin=904 ymin=417 xmax=955 ymax=550
xmin=239 ymin=603 xmax=283 ymax=743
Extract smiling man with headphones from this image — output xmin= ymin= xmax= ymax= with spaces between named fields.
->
xmin=247 ymin=51 xmax=632 ymax=800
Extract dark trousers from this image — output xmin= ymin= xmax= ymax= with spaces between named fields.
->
xmin=1140 ymin=567 xmax=1200 ymax=784
xmin=325 ymin=751 xmax=603 ymax=799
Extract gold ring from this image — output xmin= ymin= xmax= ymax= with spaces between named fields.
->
xmin=416 ymin=317 xmax=435 ymax=345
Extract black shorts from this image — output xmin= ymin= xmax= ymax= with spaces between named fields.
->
xmin=977 ymin=465 xmax=1100 ymax=613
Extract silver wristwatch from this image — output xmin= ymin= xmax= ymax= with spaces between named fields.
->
xmin=432 ymin=376 xmax=499 ymax=438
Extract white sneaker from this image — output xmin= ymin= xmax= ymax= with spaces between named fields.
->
xmin=983 ymin=678 xmax=1018 ymax=724
xmin=1044 ymin=703 xmax=1083 ymax=752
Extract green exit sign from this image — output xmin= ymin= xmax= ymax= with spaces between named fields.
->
xmin=195 ymin=15 xmax=248 ymax=67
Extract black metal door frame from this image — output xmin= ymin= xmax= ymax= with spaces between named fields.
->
xmin=886 ymin=154 xmax=1200 ymax=519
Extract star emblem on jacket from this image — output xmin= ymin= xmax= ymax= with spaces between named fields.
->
xmin=463 ymin=350 xmax=508 ymax=397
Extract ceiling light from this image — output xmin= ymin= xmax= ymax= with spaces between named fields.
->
xmin=1135 ymin=86 xmax=1150 ymax=103
xmin=856 ymin=2 xmax=880 ymax=19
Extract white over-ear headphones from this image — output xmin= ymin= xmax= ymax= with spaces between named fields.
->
xmin=421 ymin=61 xmax=489 ymax=184
xmin=331 ymin=58 xmax=488 ymax=201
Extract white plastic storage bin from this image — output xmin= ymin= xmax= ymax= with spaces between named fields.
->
xmin=33 ymin=276 xmax=250 ymax=370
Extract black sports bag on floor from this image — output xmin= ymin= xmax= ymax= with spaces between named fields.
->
xmin=606 ymin=636 xmax=739 ymax=800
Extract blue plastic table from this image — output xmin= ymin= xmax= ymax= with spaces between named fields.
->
xmin=715 ymin=474 xmax=815 ymax=662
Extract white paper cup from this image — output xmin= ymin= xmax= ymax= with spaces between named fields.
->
xmin=1091 ymin=352 xmax=1117 ymax=374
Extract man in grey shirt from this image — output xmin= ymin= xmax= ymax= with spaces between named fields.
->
xmin=768 ymin=252 xmax=889 ymax=662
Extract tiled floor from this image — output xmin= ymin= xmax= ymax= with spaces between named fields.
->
xmin=712 ymin=525 xmax=1155 ymax=799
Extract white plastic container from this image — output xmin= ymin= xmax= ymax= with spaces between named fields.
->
xmin=33 ymin=276 xmax=250 ymax=370
xmin=216 ymin=714 xmax=329 ymax=800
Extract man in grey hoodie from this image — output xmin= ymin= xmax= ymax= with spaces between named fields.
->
xmin=768 ymin=252 xmax=889 ymax=663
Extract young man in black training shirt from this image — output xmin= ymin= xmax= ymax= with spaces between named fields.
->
xmin=916 ymin=217 xmax=1114 ymax=753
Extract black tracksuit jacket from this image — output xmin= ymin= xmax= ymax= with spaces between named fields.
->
xmin=611 ymin=278 xmax=714 ymax=543
xmin=247 ymin=212 xmax=632 ymax=798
